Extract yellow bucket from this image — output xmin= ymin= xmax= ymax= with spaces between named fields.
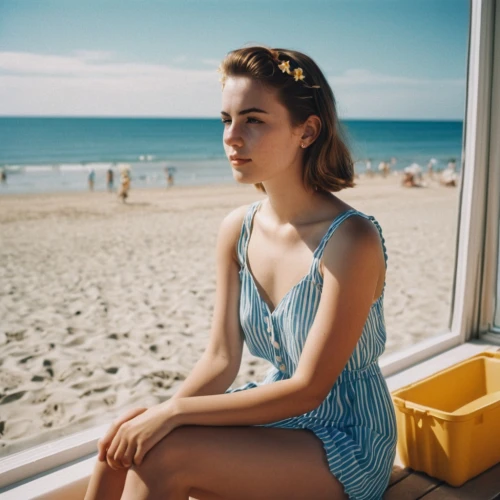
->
xmin=391 ymin=351 xmax=500 ymax=486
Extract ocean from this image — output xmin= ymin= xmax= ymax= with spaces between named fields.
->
xmin=0 ymin=118 xmax=463 ymax=194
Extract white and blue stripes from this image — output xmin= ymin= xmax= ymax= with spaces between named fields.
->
xmin=226 ymin=201 xmax=397 ymax=500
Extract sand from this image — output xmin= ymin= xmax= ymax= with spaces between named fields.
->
xmin=0 ymin=175 xmax=459 ymax=456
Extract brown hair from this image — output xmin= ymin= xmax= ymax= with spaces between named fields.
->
xmin=219 ymin=45 xmax=355 ymax=193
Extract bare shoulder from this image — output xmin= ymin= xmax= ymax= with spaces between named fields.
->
xmin=322 ymin=213 xmax=384 ymax=269
xmin=219 ymin=204 xmax=250 ymax=239
xmin=216 ymin=204 xmax=252 ymax=261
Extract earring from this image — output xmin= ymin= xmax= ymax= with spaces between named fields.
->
xmin=301 ymin=143 xmax=306 ymax=148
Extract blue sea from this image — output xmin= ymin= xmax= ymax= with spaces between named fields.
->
xmin=0 ymin=118 xmax=463 ymax=194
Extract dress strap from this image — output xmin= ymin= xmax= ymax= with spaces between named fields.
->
xmin=236 ymin=201 xmax=262 ymax=268
xmin=367 ymin=215 xmax=388 ymax=269
xmin=312 ymin=209 xmax=359 ymax=259
xmin=310 ymin=210 xmax=388 ymax=287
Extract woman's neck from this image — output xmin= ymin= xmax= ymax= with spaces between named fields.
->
xmin=260 ymin=182 xmax=333 ymax=226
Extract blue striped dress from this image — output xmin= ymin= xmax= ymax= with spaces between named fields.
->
xmin=225 ymin=200 xmax=398 ymax=500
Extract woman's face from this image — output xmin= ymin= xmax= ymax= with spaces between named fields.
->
xmin=221 ymin=76 xmax=303 ymax=186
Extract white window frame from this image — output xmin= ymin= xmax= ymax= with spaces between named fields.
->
xmin=1 ymin=0 xmax=499 ymax=494
xmin=480 ymin=0 xmax=500 ymax=338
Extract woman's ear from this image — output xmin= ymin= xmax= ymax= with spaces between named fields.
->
xmin=301 ymin=115 xmax=322 ymax=147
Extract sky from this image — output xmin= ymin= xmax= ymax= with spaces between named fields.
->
xmin=0 ymin=0 xmax=469 ymax=119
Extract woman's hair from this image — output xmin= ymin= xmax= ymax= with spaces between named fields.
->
xmin=218 ymin=45 xmax=355 ymax=193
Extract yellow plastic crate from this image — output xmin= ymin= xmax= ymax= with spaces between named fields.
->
xmin=391 ymin=351 xmax=500 ymax=486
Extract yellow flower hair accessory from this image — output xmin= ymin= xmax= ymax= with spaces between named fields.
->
xmin=276 ymin=57 xmax=320 ymax=88
xmin=278 ymin=60 xmax=291 ymax=75
xmin=293 ymin=68 xmax=305 ymax=82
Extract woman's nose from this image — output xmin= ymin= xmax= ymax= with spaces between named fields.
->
xmin=223 ymin=123 xmax=244 ymax=148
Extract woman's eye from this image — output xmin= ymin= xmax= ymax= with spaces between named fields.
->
xmin=220 ymin=117 xmax=262 ymax=125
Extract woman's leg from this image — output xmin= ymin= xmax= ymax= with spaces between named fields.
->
xmin=121 ymin=425 xmax=348 ymax=500
xmin=84 ymin=459 xmax=128 ymax=500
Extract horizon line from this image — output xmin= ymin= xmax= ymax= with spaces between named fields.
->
xmin=0 ymin=115 xmax=465 ymax=122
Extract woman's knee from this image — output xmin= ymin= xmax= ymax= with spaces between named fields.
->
xmin=132 ymin=427 xmax=193 ymax=486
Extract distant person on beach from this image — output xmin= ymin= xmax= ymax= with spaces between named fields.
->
xmin=378 ymin=161 xmax=390 ymax=178
xmin=427 ymin=158 xmax=437 ymax=180
xmin=0 ymin=167 xmax=6 ymax=185
xmin=86 ymin=46 xmax=396 ymax=500
xmin=165 ymin=166 xmax=175 ymax=188
xmin=106 ymin=167 xmax=114 ymax=192
xmin=402 ymin=163 xmax=425 ymax=188
xmin=88 ymin=167 xmax=96 ymax=191
xmin=117 ymin=164 xmax=131 ymax=202
xmin=365 ymin=158 xmax=374 ymax=177
xmin=439 ymin=158 xmax=458 ymax=187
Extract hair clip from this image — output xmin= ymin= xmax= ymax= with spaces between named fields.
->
xmin=277 ymin=59 xmax=320 ymax=88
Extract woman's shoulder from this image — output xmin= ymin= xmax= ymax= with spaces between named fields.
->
xmin=221 ymin=203 xmax=251 ymax=228
xmin=321 ymin=210 xmax=385 ymax=271
xmin=217 ymin=202 xmax=256 ymax=245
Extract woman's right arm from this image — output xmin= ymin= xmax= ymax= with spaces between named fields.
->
xmin=98 ymin=212 xmax=247 ymax=463
xmin=170 ymin=205 xmax=248 ymax=400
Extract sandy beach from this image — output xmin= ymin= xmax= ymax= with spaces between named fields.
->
xmin=0 ymin=175 xmax=459 ymax=456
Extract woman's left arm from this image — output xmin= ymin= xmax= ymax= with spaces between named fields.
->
xmin=107 ymin=216 xmax=384 ymax=468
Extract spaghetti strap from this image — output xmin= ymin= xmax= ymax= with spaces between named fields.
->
xmin=309 ymin=208 xmax=359 ymax=280
xmin=309 ymin=210 xmax=388 ymax=296
xmin=367 ymin=215 xmax=388 ymax=269
xmin=236 ymin=201 xmax=262 ymax=268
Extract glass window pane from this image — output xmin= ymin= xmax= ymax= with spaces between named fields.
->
xmin=0 ymin=1 xmax=469 ymax=458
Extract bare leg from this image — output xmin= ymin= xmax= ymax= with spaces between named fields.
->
xmin=84 ymin=459 xmax=128 ymax=500
xmin=121 ymin=425 xmax=347 ymax=500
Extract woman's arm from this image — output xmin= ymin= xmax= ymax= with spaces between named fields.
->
xmin=167 ymin=215 xmax=384 ymax=428
xmin=99 ymin=208 xmax=249 ymax=467
xmin=169 ymin=205 xmax=248 ymax=400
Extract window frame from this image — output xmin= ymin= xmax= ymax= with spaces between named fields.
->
xmin=2 ymin=0 xmax=499 ymax=492
xmin=479 ymin=0 xmax=500 ymax=338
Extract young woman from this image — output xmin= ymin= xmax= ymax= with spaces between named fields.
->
xmin=85 ymin=46 xmax=397 ymax=500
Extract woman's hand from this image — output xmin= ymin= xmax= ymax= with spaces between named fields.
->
xmin=97 ymin=407 xmax=148 ymax=467
xmin=103 ymin=402 xmax=179 ymax=469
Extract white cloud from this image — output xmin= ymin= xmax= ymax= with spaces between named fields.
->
xmin=0 ymin=52 xmax=465 ymax=118
xmin=73 ymin=50 xmax=114 ymax=62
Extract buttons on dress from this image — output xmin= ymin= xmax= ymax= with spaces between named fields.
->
xmin=265 ymin=315 xmax=280 ymax=349
xmin=264 ymin=316 xmax=272 ymax=333
xmin=275 ymin=355 xmax=282 ymax=362
xmin=279 ymin=364 xmax=286 ymax=372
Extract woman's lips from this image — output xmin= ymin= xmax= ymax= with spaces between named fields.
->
xmin=230 ymin=159 xmax=251 ymax=166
